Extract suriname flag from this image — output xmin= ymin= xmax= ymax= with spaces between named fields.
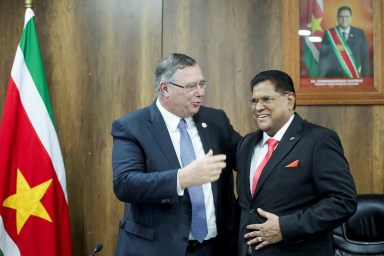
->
xmin=0 ymin=8 xmax=72 ymax=256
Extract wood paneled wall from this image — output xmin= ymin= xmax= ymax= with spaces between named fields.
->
xmin=0 ymin=1 xmax=383 ymax=255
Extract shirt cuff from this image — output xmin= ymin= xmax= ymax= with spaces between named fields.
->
xmin=177 ymin=169 xmax=185 ymax=196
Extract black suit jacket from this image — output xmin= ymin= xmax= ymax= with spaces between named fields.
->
xmin=236 ymin=113 xmax=357 ymax=256
xmin=318 ymin=26 xmax=371 ymax=78
xmin=111 ymin=101 xmax=241 ymax=256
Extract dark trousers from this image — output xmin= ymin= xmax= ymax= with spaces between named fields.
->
xmin=186 ymin=238 xmax=217 ymax=256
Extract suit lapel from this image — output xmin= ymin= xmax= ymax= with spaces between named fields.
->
xmin=193 ymin=112 xmax=218 ymax=206
xmin=252 ymin=114 xmax=303 ymax=197
xmin=147 ymin=102 xmax=180 ymax=169
xmin=193 ymin=113 xmax=214 ymax=153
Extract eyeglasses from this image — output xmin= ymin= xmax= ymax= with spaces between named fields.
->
xmin=247 ymin=97 xmax=275 ymax=107
xmin=247 ymin=92 xmax=293 ymax=107
xmin=168 ymin=80 xmax=208 ymax=91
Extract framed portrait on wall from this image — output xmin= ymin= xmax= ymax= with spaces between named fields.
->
xmin=283 ymin=0 xmax=384 ymax=105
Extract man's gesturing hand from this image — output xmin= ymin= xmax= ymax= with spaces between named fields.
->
xmin=178 ymin=149 xmax=226 ymax=189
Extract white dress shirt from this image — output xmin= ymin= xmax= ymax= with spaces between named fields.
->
xmin=156 ymin=99 xmax=217 ymax=240
xmin=249 ymin=114 xmax=295 ymax=193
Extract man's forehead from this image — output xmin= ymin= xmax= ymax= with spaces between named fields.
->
xmin=338 ymin=10 xmax=351 ymax=16
xmin=172 ymin=65 xmax=204 ymax=83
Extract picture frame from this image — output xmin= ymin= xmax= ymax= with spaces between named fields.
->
xmin=282 ymin=0 xmax=384 ymax=105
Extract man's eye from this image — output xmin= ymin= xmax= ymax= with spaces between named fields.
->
xmin=186 ymin=84 xmax=197 ymax=89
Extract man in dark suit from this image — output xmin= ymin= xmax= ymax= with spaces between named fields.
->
xmin=111 ymin=53 xmax=241 ymax=256
xmin=318 ymin=6 xmax=371 ymax=78
xmin=236 ymin=70 xmax=357 ymax=256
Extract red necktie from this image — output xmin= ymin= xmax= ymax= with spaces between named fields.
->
xmin=251 ymin=138 xmax=279 ymax=196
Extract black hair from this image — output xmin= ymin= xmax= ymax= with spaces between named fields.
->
xmin=337 ymin=6 xmax=352 ymax=16
xmin=250 ymin=70 xmax=296 ymax=109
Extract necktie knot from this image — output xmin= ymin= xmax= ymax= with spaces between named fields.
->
xmin=178 ymin=118 xmax=187 ymax=130
xmin=267 ymin=138 xmax=279 ymax=149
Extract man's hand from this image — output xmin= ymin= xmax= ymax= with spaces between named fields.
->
xmin=178 ymin=149 xmax=226 ymax=189
xmin=244 ymin=208 xmax=283 ymax=250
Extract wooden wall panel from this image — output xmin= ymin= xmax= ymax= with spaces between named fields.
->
xmin=50 ymin=1 xmax=162 ymax=255
xmin=163 ymin=0 xmax=284 ymax=136
xmin=0 ymin=1 xmax=25 ymax=107
xmin=298 ymin=105 xmax=384 ymax=194
xmin=0 ymin=0 xmax=162 ymax=255
xmin=0 ymin=1 xmax=383 ymax=255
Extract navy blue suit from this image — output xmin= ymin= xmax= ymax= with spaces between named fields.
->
xmin=236 ymin=113 xmax=357 ymax=256
xmin=111 ymin=101 xmax=241 ymax=256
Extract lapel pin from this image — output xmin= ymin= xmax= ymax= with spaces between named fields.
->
xmin=290 ymin=137 xmax=295 ymax=141
xmin=202 ymin=123 xmax=207 ymax=128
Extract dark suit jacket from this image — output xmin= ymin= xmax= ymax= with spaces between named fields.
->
xmin=319 ymin=26 xmax=371 ymax=78
xmin=111 ymin=101 xmax=241 ymax=256
xmin=236 ymin=113 xmax=357 ymax=256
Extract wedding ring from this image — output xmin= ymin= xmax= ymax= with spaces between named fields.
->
xmin=257 ymin=237 xmax=262 ymax=242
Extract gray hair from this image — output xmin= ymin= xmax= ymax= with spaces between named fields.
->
xmin=154 ymin=53 xmax=197 ymax=97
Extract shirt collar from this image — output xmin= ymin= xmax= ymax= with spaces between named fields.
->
xmin=261 ymin=114 xmax=295 ymax=146
xmin=156 ymin=99 xmax=193 ymax=131
xmin=339 ymin=26 xmax=350 ymax=34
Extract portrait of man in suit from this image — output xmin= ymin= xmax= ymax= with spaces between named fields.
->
xmin=318 ymin=5 xmax=371 ymax=78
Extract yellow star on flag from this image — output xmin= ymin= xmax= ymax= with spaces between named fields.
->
xmin=307 ymin=14 xmax=323 ymax=34
xmin=2 ymin=168 xmax=53 ymax=234
xmin=337 ymin=45 xmax=345 ymax=51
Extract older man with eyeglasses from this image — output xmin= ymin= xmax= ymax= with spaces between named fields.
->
xmin=111 ymin=53 xmax=241 ymax=256
xmin=236 ymin=70 xmax=357 ymax=256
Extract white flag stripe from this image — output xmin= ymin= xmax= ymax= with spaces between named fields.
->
xmin=24 ymin=8 xmax=34 ymax=27
xmin=305 ymin=36 xmax=320 ymax=61
xmin=316 ymin=0 xmax=323 ymax=12
xmin=0 ymin=216 xmax=20 ymax=256
xmin=11 ymin=46 xmax=68 ymax=201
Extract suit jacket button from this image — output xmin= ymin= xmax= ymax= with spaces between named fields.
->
xmin=249 ymin=209 xmax=255 ymax=214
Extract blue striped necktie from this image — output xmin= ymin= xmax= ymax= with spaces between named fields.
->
xmin=178 ymin=119 xmax=208 ymax=243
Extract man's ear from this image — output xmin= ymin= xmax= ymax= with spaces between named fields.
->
xmin=160 ymin=81 xmax=169 ymax=95
xmin=287 ymin=92 xmax=296 ymax=110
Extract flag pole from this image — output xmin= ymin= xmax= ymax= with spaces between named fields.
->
xmin=25 ymin=0 xmax=32 ymax=8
